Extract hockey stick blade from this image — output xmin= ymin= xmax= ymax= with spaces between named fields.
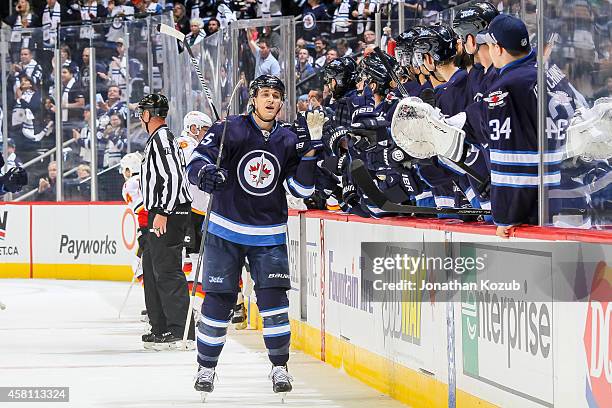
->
xmin=350 ymin=159 xmax=491 ymax=216
xmin=157 ymin=23 xmax=185 ymax=42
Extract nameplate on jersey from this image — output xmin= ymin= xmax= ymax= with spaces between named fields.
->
xmin=483 ymin=91 xmax=509 ymax=109
xmin=237 ymin=150 xmax=281 ymax=196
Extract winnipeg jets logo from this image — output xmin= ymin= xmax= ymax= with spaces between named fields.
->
xmin=483 ymin=90 xmax=509 ymax=109
xmin=237 ymin=150 xmax=280 ymax=196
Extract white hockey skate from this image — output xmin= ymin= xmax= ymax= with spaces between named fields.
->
xmin=269 ymin=365 xmax=293 ymax=403
xmin=194 ymin=365 xmax=216 ymax=402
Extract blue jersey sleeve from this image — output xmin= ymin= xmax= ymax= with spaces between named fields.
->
xmin=187 ymin=122 xmax=223 ymax=186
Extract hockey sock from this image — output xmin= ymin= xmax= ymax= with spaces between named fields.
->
xmin=257 ymin=288 xmax=291 ymax=366
xmin=196 ymin=292 xmax=237 ymax=368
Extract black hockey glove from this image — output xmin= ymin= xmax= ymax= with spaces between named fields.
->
xmin=197 ymin=164 xmax=228 ymax=193
xmin=0 ymin=167 xmax=28 ymax=194
xmin=350 ymin=107 xmax=390 ymax=146
xmin=322 ymin=125 xmax=350 ymax=156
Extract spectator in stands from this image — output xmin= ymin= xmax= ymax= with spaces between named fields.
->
xmin=79 ymin=47 xmax=109 ymax=97
xmin=78 ymin=0 xmax=109 ymax=40
xmin=247 ymin=29 xmax=281 ymax=78
xmin=351 ymin=0 xmax=376 ymax=36
xmin=59 ymin=66 xmax=85 ymax=127
xmin=5 ymin=0 xmax=40 ymax=62
xmin=5 ymin=139 xmax=22 ymax=168
xmin=297 ymin=94 xmax=309 ymax=113
xmin=302 ymin=0 xmax=331 ymax=41
xmin=99 ymin=38 xmax=128 ymax=93
xmin=593 ymin=77 xmax=612 ymax=99
xmin=185 ymin=0 xmax=206 ymax=20
xmin=72 ymin=107 xmax=96 ymax=165
xmin=42 ymin=0 xmax=77 ymax=51
xmin=363 ymin=29 xmax=376 ymax=45
xmin=261 ymin=25 xmax=282 ymax=50
xmin=145 ymin=0 xmax=164 ymax=14
xmin=296 ymin=48 xmax=316 ymax=83
xmin=308 ymin=90 xmax=323 ymax=109
xmin=404 ymin=0 xmax=423 ymax=19
xmin=336 ymin=38 xmax=353 ymax=57
xmin=36 ymin=160 xmax=57 ymax=201
xmin=173 ymin=3 xmax=190 ymax=35
xmin=324 ymin=48 xmax=338 ymax=66
xmin=313 ymin=37 xmax=329 ymax=67
xmin=331 ymin=0 xmax=351 ymax=34
xmin=60 ymin=44 xmax=79 ymax=79
xmin=185 ymin=18 xmax=206 ymax=47
xmin=98 ymin=84 xmax=129 ymax=123
xmin=15 ymin=74 xmax=52 ymax=144
xmin=206 ymin=17 xmax=220 ymax=35
xmin=102 ymin=113 xmax=127 ymax=168
xmin=12 ymin=48 xmax=43 ymax=91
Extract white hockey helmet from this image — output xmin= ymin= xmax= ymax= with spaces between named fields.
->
xmin=183 ymin=111 xmax=213 ymax=136
xmin=119 ymin=152 xmax=143 ymax=175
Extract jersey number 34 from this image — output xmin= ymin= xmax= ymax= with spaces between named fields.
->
xmin=489 ymin=118 xmax=511 ymax=141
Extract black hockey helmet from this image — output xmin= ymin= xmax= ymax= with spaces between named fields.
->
xmin=452 ymin=2 xmax=499 ymax=43
xmin=395 ymin=28 xmax=421 ymax=67
xmin=412 ymin=24 xmax=458 ymax=64
xmin=136 ymin=93 xmax=169 ymax=118
xmin=359 ymin=51 xmax=397 ymax=96
xmin=249 ymin=74 xmax=286 ymax=100
xmin=323 ymin=56 xmax=358 ymax=98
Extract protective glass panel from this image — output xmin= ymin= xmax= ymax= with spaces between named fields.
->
xmin=540 ymin=0 xmax=611 ymax=228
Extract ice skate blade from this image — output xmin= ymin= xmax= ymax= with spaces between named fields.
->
xmin=152 ymin=342 xmax=178 ymax=351
xmin=278 ymin=392 xmax=287 ymax=403
xmin=143 ymin=342 xmax=155 ymax=350
xmin=200 ymin=391 xmax=209 ymax=402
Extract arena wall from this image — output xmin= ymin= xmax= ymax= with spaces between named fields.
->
xmin=0 ymin=203 xmax=609 ymax=408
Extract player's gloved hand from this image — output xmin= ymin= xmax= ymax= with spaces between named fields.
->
xmin=306 ymin=110 xmax=328 ymax=140
xmin=341 ymin=183 xmax=360 ymax=208
xmin=0 ymin=167 xmax=28 ymax=193
xmin=322 ymin=125 xmax=350 ymax=156
xmin=350 ymin=107 xmax=390 ymax=146
xmin=377 ymin=168 xmax=422 ymax=202
xmin=197 ymin=164 xmax=228 ymax=193
xmin=294 ymin=112 xmax=324 ymax=157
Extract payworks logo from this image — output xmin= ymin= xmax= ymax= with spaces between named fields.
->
xmin=584 ymin=262 xmax=611 ymax=408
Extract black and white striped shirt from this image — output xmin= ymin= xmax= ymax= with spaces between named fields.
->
xmin=141 ymin=125 xmax=192 ymax=215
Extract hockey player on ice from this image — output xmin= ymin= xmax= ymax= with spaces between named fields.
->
xmin=186 ymin=75 xmax=321 ymax=400
xmin=120 ymin=152 xmax=148 ymax=288
xmin=179 ymin=110 xmax=250 ymax=329
xmin=177 ymin=111 xmax=212 ymax=314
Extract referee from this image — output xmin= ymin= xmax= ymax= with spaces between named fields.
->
xmin=137 ymin=94 xmax=195 ymax=349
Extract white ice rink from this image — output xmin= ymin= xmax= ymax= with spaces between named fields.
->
xmin=0 ymin=279 xmax=406 ymax=408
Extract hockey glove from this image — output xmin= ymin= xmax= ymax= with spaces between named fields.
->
xmin=350 ymin=107 xmax=390 ymax=146
xmin=322 ymin=125 xmax=350 ymax=156
xmin=306 ymin=110 xmax=328 ymax=140
xmin=0 ymin=167 xmax=28 ymax=193
xmin=294 ymin=112 xmax=324 ymax=157
xmin=197 ymin=164 xmax=228 ymax=193
xmin=341 ymin=182 xmax=360 ymax=208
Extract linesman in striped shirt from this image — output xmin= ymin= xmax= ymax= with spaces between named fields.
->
xmin=137 ymin=94 xmax=195 ymax=350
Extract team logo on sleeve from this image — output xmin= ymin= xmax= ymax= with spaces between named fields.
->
xmin=237 ymin=150 xmax=281 ymax=196
xmin=483 ymin=90 xmax=509 ymax=109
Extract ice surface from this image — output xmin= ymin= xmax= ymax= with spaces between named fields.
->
xmin=0 ymin=279 xmax=405 ymax=408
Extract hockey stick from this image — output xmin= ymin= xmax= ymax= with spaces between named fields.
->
xmin=157 ymin=23 xmax=221 ymax=121
xmin=373 ymin=46 xmax=488 ymax=186
xmin=118 ymin=272 xmax=138 ymax=319
xmin=350 ymin=159 xmax=492 ymax=216
xmin=182 ymin=78 xmax=245 ymax=345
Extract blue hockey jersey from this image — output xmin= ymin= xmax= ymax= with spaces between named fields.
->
xmin=187 ymin=114 xmax=316 ymax=246
xmin=472 ymin=50 xmax=553 ymax=226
